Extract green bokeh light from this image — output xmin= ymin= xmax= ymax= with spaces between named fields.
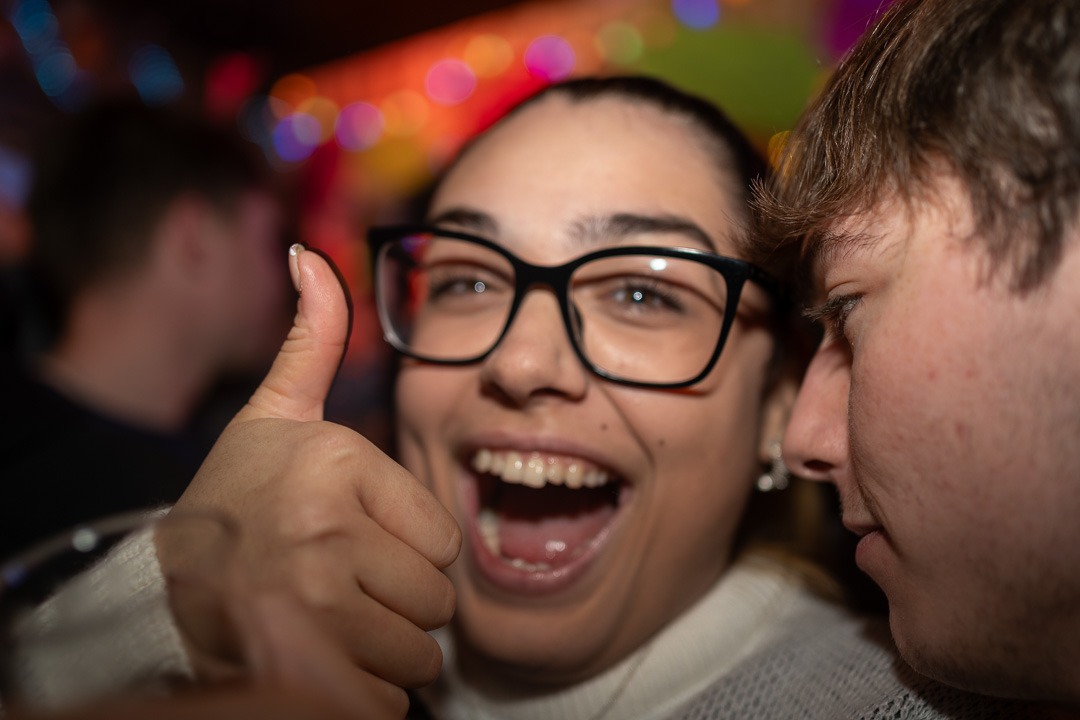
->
xmin=635 ymin=24 xmax=824 ymax=146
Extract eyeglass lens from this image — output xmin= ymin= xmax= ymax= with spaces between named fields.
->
xmin=376 ymin=232 xmax=731 ymax=385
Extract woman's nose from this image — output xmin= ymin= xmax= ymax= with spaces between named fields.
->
xmin=478 ymin=289 xmax=589 ymax=407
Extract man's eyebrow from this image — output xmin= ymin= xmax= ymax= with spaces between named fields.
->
xmin=571 ymin=213 xmax=717 ymax=252
xmin=801 ymin=227 xmax=876 ymax=283
xmin=427 ymin=206 xmax=498 ymax=236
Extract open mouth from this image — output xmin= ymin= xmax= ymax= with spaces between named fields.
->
xmin=466 ymin=448 xmax=627 ymax=584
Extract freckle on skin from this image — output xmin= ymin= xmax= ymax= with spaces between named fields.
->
xmin=658 ymin=438 xmax=666 ymax=448
xmin=955 ymin=422 xmax=969 ymax=440
xmin=600 ymin=423 xmax=608 ymax=431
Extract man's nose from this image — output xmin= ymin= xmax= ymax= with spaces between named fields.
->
xmin=782 ymin=338 xmax=852 ymax=485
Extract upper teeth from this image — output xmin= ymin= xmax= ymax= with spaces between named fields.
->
xmin=471 ymin=449 xmax=610 ymax=489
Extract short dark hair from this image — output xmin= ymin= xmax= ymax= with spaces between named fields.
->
xmin=27 ymin=98 xmax=270 ymax=317
xmin=757 ymin=0 xmax=1080 ymax=292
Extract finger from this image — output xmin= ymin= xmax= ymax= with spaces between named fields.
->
xmin=349 ymin=514 xmax=456 ymax=631
xmin=270 ymin=534 xmax=448 ymax=687
xmin=241 ymin=592 xmax=410 ymax=719
xmin=239 ymin=244 xmax=350 ymax=424
xmin=268 ymin=419 xmax=462 ymax=570
xmin=269 ymin=487 xmax=456 ymax=630
xmin=321 ymin=589 xmax=445 ymax=688
xmin=340 ymin=431 xmax=462 ymax=570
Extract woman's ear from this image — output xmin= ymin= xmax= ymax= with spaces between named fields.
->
xmin=758 ymin=373 xmax=797 ymax=465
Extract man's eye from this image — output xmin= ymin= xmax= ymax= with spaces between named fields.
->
xmin=804 ymin=294 xmax=861 ymax=339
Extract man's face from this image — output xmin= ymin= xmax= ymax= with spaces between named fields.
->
xmin=782 ymin=174 xmax=1080 ymax=702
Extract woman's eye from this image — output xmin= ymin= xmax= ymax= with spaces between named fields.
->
xmin=424 ymin=263 xmax=506 ymax=303
xmin=609 ymin=279 xmax=685 ymax=313
xmin=429 ymin=275 xmax=487 ymax=299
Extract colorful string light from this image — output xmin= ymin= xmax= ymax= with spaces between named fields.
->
xmin=425 ymin=59 xmax=477 ymax=106
xmin=336 ymin=102 xmax=384 ymax=151
xmin=523 ymin=35 xmax=575 ymax=82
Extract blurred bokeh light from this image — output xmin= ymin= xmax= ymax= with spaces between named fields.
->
xmin=0 ymin=0 xmax=898 ymax=434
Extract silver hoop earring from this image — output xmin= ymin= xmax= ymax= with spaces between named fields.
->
xmin=756 ymin=441 xmax=789 ymax=492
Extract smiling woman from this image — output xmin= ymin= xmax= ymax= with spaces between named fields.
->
xmin=390 ymin=79 xmax=790 ymax=698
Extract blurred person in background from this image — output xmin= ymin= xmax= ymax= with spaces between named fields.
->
xmin=0 ymin=98 xmax=290 ymax=560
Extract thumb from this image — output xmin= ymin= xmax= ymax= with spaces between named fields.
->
xmin=239 ymin=244 xmax=350 ymax=423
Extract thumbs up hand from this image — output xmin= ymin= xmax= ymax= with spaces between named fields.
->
xmin=167 ymin=246 xmax=460 ymax=706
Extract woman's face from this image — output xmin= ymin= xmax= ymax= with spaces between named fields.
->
xmin=395 ymin=95 xmax=780 ymax=684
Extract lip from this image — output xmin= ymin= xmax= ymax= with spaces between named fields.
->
xmin=456 ymin=431 xmax=633 ymax=596
xmin=841 ymin=517 xmax=882 ymax=538
xmin=852 ymin=525 xmax=888 ymax=580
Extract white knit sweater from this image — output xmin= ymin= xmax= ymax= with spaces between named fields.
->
xmin=421 ymin=551 xmax=823 ymax=720
xmin=7 ymin=541 xmax=1048 ymax=719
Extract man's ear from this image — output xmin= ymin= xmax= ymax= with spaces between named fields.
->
xmin=758 ymin=372 xmax=798 ymax=465
xmin=153 ymin=194 xmax=218 ymax=281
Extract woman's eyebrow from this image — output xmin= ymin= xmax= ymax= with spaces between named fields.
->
xmin=571 ymin=213 xmax=716 ymax=251
xmin=425 ymin=209 xmax=717 ymax=251
xmin=427 ymin=206 xmax=499 ymax=236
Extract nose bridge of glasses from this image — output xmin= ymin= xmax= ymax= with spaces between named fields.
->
xmin=500 ymin=254 xmax=574 ymax=329
xmin=513 ymin=254 xmax=574 ymax=293
xmin=504 ymin=270 xmax=576 ymax=348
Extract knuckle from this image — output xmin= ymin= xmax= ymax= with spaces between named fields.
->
xmin=420 ymin=574 xmax=457 ymax=630
xmin=439 ymin=521 xmax=464 ymax=568
xmin=276 ymin=496 xmax=348 ymax=542
xmin=386 ymin=687 xmax=410 ymax=719
xmin=307 ymin=421 xmax=368 ymax=463
xmin=289 ymin=554 xmax=349 ymax=613
xmin=409 ymin=633 xmax=444 ymax=687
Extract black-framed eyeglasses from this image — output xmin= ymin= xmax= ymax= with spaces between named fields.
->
xmin=367 ymin=225 xmax=779 ymax=389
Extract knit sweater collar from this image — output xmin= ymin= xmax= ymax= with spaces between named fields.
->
xmin=419 ymin=551 xmax=819 ymax=720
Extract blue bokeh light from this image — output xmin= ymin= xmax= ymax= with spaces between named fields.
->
xmin=671 ymin=0 xmax=721 ymax=30
xmin=34 ymin=48 xmax=75 ymax=97
xmin=272 ymin=113 xmax=321 ymax=163
xmin=10 ymin=0 xmax=58 ymax=55
xmin=129 ymin=44 xmax=185 ymax=105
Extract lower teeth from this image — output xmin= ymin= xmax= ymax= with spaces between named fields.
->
xmin=476 ymin=508 xmax=553 ymax=572
xmin=511 ymin=557 xmax=552 ymax=572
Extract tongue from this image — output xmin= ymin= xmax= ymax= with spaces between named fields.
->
xmin=494 ymin=484 xmax=617 ymax=567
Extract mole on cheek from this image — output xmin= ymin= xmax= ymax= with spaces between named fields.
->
xmin=599 ymin=423 xmax=608 ymax=432
xmin=658 ymin=437 xmax=666 ymax=448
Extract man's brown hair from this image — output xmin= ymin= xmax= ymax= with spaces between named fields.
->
xmin=755 ymin=0 xmax=1080 ymax=292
